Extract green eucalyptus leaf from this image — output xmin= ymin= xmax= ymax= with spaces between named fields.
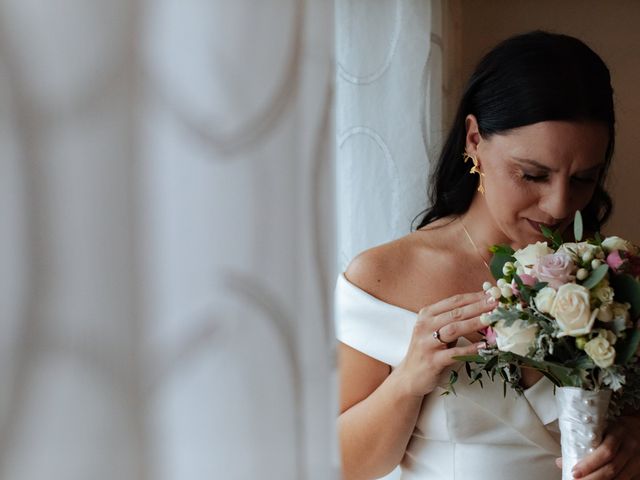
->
xmin=484 ymin=355 xmax=499 ymax=371
xmin=452 ymin=354 xmax=486 ymax=363
xmin=541 ymin=225 xmax=563 ymax=249
xmin=610 ymin=273 xmax=640 ymax=319
xmin=581 ymin=264 xmax=609 ymax=290
xmin=532 ymin=281 xmax=549 ymax=292
xmin=489 ymin=244 xmax=515 ymax=255
xmin=574 ymin=210 xmax=583 ymax=242
xmin=594 ymin=232 xmax=603 ymax=245
xmin=540 ymin=224 xmax=555 ymax=242
xmin=490 ymin=252 xmax=515 ymax=281
xmin=617 ymin=327 xmax=640 ymax=365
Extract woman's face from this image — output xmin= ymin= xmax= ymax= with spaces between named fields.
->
xmin=467 ymin=117 xmax=610 ymax=247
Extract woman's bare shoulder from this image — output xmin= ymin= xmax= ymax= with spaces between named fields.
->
xmin=344 ymin=219 xmax=460 ymax=311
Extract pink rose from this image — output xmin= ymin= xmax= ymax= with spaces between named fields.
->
xmin=518 ymin=273 xmax=537 ymax=287
xmin=606 ymin=250 xmax=628 ymax=273
xmin=532 ymin=252 xmax=575 ymax=289
xmin=510 ymin=273 xmax=537 ymax=296
xmin=481 ymin=326 xmax=497 ymax=346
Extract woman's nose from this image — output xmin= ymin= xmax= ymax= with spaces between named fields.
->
xmin=539 ymin=182 xmax=573 ymax=221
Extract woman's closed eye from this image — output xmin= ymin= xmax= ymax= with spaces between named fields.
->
xmin=521 ymin=173 xmax=548 ymax=182
xmin=521 ymin=173 xmax=597 ymax=184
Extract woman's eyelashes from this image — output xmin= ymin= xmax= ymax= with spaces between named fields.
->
xmin=520 ymin=172 xmax=597 ymax=185
xmin=521 ymin=173 xmax=547 ymax=182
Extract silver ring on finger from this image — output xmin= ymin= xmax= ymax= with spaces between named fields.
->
xmin=432 ymin=328 xmax=448 ymax=345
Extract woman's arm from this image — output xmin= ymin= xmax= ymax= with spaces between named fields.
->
xmin=338 ymin=343 xmax=423 ymax=480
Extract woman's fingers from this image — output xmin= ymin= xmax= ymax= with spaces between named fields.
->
xmin=436 ymin=317 xmax=487 ymax=344
xmin=422 ymin=291 xmax=491 ymax=319
xmin=572 ymin=429 xmax=622 ymax=478
xmin=575 ymin=453 xmax=630 ymax=480
xmin=431 ymin=294 xmax=495 ymax=329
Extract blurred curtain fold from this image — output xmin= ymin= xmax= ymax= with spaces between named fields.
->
xmin=0 ymin=1 xmax=338 ymax=479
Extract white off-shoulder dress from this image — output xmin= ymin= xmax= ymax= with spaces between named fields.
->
xmin=335 ymin=273 xmax=562 ymax=479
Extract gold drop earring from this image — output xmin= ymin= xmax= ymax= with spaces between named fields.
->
xmin=463 ymin=151 xmax=485 ymax=194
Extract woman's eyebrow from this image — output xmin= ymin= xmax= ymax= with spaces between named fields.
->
xmin=512 ymin=157 xmax=604 ymax=173
xmin=512 ymin=157 xmax=555 ymax=171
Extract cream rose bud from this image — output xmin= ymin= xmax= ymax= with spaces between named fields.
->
xmin=513 ymin=242 xmax=554 ymax=273
xmin=593 ymin=279 xmax=614 ymax=306
xmin=502 ymin=262 xmax=515 ymax=276
xmin=534 ymin=286 xmax=557 ymax=314
xmin=550 ymin=283 xmax=597 ymax=337
xmin=601 ymin=236 xmax=636 ymax=254
xmin=598 ymin=329 xmax=617 ymax=345
xmin=584 ymin=336 xmax=616 ymax=368
xmin=597 ymin=304 xmax=613 ymax=322
xmin=497 ymin=278 xmax=507 ymax=288
xmin=482 ymin=281 xmax=492 ymax=291
xmin=493 ymin=319 xmax=538 ymax=356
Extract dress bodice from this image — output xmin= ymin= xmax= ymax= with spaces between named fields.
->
xmin=335 ymin=273 xmax=562 ymax=479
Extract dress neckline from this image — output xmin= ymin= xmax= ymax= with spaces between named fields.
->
xmin=339 ymin=272 xmax=418 ymax=317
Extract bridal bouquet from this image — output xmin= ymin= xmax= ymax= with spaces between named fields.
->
xmin=453 ymin=212 xmax=640 ymax=479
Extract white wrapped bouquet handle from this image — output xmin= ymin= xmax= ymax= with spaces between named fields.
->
xmin=556 ymin=387 xmax=611 ymax=480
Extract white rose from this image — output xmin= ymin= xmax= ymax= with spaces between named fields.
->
xmin=550 ymin=283 xmax=597 ymax=337
xmin=513 ymin=242 xmax=553 ymax=274
xmin=584 ymin=336 xmax=616 ymax=368
xmin=493 ymin=319 xmax=539 ymax=356
xmin=557 ymin=242 xmax=602 ymax=263
xmin=597 ymin=329 xmax=617 ymax=345
xmin=597 ymin=305 xmax=613 ymax=322
xmin=534 ymin=287 xmax=557 ymax=314
xmin=592 ymin=279 xmax=614 ymax=307
xmin=601 ymin=236 xmax=637 ymax=254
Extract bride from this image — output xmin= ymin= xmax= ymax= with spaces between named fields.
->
xmin=336 ymin=31 xmax=640 ymax=479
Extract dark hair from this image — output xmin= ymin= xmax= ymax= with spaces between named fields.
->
xmin=414 ymin=30 xmax=615 ymax=233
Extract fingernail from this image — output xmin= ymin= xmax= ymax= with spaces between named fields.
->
xmin=486 ymin=296 xmax=496 ymax=304
xmin=476 ymin=342 xmax=487 ymax=350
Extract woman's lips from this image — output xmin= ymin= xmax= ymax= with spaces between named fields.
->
xmin=526 ymin=218 xmax=560 ymax=234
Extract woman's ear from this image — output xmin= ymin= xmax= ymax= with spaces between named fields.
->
xmin=464 ymin=114 xmax=481 ymax=156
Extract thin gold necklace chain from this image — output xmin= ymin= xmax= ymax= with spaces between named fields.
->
xmin=460 ymin=219 xmax=491 ymax=273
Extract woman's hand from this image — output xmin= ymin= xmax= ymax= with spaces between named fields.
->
xmin=394 ymin=290 xmax=496 ymax=398
xmin=555 ymin=415 xmax=640 ymax=479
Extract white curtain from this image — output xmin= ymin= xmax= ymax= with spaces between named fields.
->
xmin=335 ymin=1 xmax=443 ymax=478
xmin=336 ymin=0 xmax=443 ymax=272
xmin=0 ymin=1 xmax=337 ymax=479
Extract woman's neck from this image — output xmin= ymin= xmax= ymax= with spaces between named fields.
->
xmin=459 ymin=195 xmax=515 ymax=258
